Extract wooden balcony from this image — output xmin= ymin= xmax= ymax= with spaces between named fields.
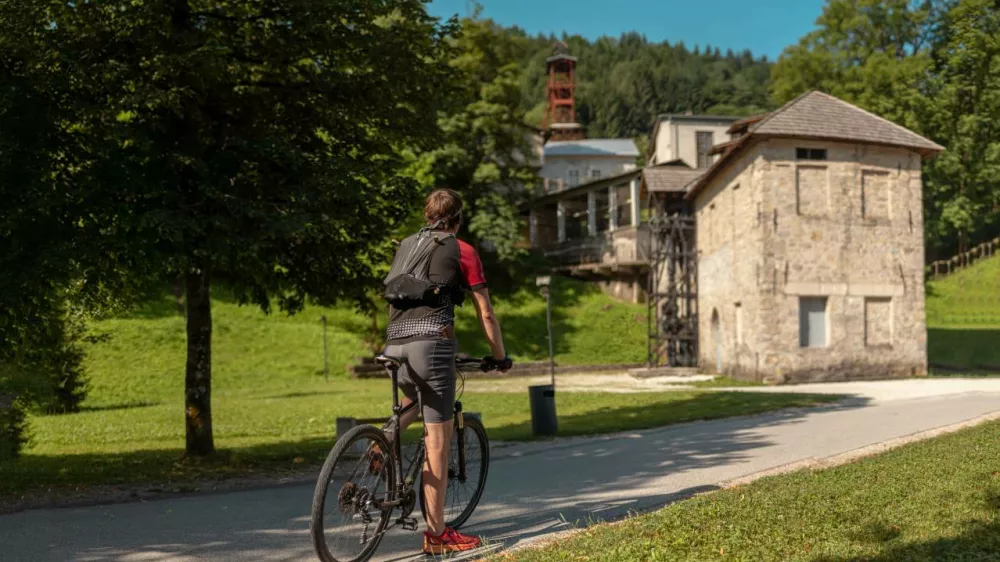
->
xmin=543 ymin=225 xmax=650 ymax=272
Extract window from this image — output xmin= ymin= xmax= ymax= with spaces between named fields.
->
xmin=594 ymin=189 xmax=610 ymax=232
xmin=799 ymin=297 xmax=828 ymax=348
xmin=591 ymin=169 xmax=602 ymax=180
xmin=796 ymin=148 xmax=827 ymax=161
xmin=696 ymin=131 xmax=714 ymax=168
xmin=615 ymin=184 xmax=631 ymax=227
xmin=862 ymin=170 xmax=891 ymax=221
xmin=568 ymin=169 xmax=580 ymax=187
xmin=865 ymin=297 xmax=892 ymax=346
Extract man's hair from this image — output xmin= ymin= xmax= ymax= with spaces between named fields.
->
xmin=424 ymin=188 xmax=464 ymax=230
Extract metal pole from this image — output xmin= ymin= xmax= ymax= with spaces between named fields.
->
xmin=321 ymin=315 xmax=329 ymax=383
xmin=545 ymin=288 xmax=555 ymax=387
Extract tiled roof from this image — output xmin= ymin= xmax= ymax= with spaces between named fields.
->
xmin=643 ymin=166 xmax=704 ymax=193
xmin=752 ymin=91 xmax=944 ymax=152
xmin=544 ymin=138 xmax=640 ymax=158
xmin=686 ymin=91 xmax=944 ymax=200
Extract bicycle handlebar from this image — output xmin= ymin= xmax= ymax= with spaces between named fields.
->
xmin=455 ymin=356 xmax=513 ymax=373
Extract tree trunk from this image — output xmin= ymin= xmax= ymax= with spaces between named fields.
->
xmin=185 ymin=269 xmax=214 ymax=457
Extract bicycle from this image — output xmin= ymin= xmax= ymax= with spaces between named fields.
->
xmin=310 ymin=354 xmax=502 ymax=562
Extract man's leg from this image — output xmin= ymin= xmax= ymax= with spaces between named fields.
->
xmin=384 ymin=396 xmax=420 ymax=444
xmin=421 ymin=420 xmax=452 ymax=536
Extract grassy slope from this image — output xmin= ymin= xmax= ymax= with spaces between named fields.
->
xmin=500 ymin=419 xmax=1000 ymax=562
xmin=456 ymin=276 xmax=649 ymax=365
xmin=926 ymin=255 xmax=1000 ymax=371
xmin=0 ymin=280 xmax=833 ymax=497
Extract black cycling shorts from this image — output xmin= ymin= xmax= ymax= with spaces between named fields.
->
xmin=382 ymin=337 xmax=456 ymax=423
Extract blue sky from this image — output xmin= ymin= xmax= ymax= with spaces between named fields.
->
xmin=427 ymin=0 xmax=827 ymax=61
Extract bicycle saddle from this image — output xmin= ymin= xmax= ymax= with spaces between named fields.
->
xmin=375 ymin=355 xmax=405 ymax=369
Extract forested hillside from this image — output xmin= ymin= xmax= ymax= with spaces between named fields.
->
xmin=507 ymin=30 xmax=775 ymax=139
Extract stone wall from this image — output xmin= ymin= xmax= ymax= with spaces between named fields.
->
xmin=695 ymin=139 xmax=928 ymax=383
xmin=694 ymin=148 xmax=765 ymax=377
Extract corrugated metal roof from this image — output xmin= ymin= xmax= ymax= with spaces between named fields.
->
xmin=544 ymin=138 xmax=640 ymax=157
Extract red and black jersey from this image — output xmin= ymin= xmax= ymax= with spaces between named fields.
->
xmin=386 ymin=231 xmax=486 ymax=343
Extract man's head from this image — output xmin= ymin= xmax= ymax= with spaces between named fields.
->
xmin=424 ymin=188 xmax=464 ymax=232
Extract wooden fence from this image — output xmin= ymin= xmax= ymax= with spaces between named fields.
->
xmin=927 ymin=236 xmax=1000 ymax=279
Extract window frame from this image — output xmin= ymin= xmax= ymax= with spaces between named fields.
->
xmin=696 ymin=131 xmax=714 ymax=168
xmin=798 ymin=296 xmax=829 ymax=348
xmin=568 ymin=168 xmax=580 ymax=187
xmin=796 ymin=147 xmax=828 ymax=161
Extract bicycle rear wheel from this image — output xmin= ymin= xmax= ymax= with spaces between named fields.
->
xmin=311 ymin=425 xmax=396 ymax=562
xmin=419 ymin=415 xmax=490 ymax=529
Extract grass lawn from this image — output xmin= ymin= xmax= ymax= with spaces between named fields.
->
xmin=926 ymin=254 xmax=1000 ymax=373
xmin=498 ymin=419 xmax=1000 ymax=562
xmin=0 ymin=283 xmax=836 ymax=500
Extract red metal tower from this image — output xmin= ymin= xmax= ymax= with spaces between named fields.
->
xmin=543 ymin=43 xmax=585 ymax=142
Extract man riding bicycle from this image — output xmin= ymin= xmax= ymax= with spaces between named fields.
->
xmin=381 ymin=188 xmax=512 ymax=554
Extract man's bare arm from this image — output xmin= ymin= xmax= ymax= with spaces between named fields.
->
xmin=470 ymin=287 xmax=506 ymax=361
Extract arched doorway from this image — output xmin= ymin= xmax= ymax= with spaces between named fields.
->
xmin=711 ymin=309 xmax=722 ymax=374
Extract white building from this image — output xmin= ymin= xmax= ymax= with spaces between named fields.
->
xmin=539 ymin=138 xmax=639 ymax=192
xmin=648 ymin=114 xmax=738 ymax=168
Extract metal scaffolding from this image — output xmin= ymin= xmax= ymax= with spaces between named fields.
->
xmin=647 ymin=205 xmax=698 ymax=368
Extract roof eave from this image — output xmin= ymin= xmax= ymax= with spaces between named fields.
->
xmin=531 ymin=168 xmax=642 ymax=206
xmin=684 ymin=135 xmax=753 ymax=201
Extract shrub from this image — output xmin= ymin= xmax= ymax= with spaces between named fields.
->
xmin=0 ymin=394 xmax=29 ymax=462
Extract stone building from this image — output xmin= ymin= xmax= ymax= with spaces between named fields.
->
xmin=687 ymin=91 xmax=944 ymax=383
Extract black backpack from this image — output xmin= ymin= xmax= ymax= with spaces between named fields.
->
xmin=382 ymin=229 xmax=456 ymax=308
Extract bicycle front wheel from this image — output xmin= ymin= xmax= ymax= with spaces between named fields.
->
xmin=420 ymin=415 xmax=490 ymax=529
xmin=311 ymin=425 xmax=396 ymax=562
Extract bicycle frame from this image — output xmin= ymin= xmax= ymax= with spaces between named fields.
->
xmin=379 ymin=359 xmax=470 ymax=512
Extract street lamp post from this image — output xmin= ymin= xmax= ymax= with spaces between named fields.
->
xmin=536 ymin=275 xmax=555 ymax=387
xmin=530 ymin=276 xmax=558 ymax=436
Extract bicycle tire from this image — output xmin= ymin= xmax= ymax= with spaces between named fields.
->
xmin=311 ymin=425 xmax=396 ymax=562
xmin=419 ymin=415 xmax=490 ymax=530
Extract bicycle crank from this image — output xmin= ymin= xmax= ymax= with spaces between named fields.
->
xmin=395 ymin=516 xmax=418 ymax=531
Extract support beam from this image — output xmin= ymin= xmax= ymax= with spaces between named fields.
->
xmin=630 ymin=177 xmax=641 ymax=227
xmin=587 ymin=191 xmax=597 ymax=236
xmin=557 ymin=201 xmax=566 ymax=243
xmin=609 ymin=185 xmax=618 ymax=231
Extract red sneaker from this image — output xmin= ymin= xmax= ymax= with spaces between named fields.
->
xmin=422 ymin=527 xmax=482 ymax=554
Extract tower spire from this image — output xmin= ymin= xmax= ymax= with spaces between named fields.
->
xmin=543 ymin=43 xmax=585 ymax=142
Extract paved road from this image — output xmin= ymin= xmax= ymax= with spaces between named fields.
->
xmin=4 ymin=379 xmax=1000 ymax=562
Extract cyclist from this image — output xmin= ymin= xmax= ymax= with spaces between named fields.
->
xmin=381 ymin=188 xmax=512 ymax=554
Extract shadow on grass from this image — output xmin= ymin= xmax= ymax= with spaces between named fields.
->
xmin=486 ymin=391 xmax=852 ymax=443
xmin=79 ymin=401 xmax=161 ymax=413
xmin=250 ymin=390 xmax=346 ymax=400
xmin=815 ymin=490 xmax=1000 ymax=562
xmin=928 ymin=327 xmax=1000 ymax=374
xmin=0 ymin=391 xmax=860 ymax=504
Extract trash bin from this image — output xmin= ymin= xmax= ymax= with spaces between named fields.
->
xmin=528 ymin=384 xmax=557 ymax=436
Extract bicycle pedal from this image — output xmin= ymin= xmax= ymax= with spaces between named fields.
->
xmin=396 ymin=516 xmax=418 ymax=531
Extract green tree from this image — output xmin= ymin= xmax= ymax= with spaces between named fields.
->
xmin=408 ymin=15 xmax=539 ymax=263
xmin=769 ymin=0 xmax=1000 ymax=257
xmin=7 ymin=0 xmax=456 ymax=457
xmin=512 ymin=31 xmax=774 ymax=138
xmin=770 ymin=0 xmax=942 ymax=128
xmin=921 ymin=0 xmax=1000 ymax=253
